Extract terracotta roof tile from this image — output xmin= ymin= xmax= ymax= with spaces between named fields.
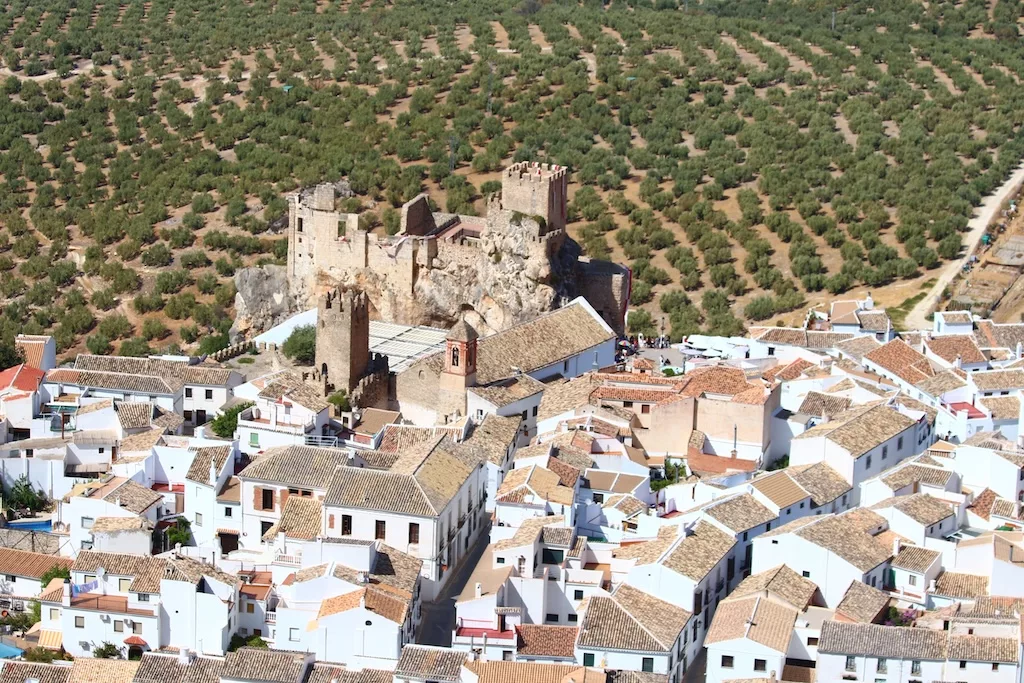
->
xmin=835 ymin=580 xmax=889 ymax=623
xmin=864 ymin=339 xmax=936 ymax=385
xmin=516 ymin=624 xmax=579 ymax=659
xmin=933 ymin=571 xmax=989 ymax=599
xmin=706 ymin=596 xmax=796 ymax=652
xmin=578 ymin=584 xmax=690 ymax=653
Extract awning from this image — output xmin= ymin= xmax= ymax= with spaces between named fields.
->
xmin=123 ymin=635 xmax=148 ymax=647
xmin=217 ymin=529 xmax=239 ymax=535
xmin=38 ymin=629 xmax=63 ymax=650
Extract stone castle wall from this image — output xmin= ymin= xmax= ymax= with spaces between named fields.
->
xmin=285 ymin=163 xmax=624 ymax=336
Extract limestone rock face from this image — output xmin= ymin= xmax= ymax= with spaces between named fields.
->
xmin=230 ymin=265 xmax=293 ymax=341
xmin=412 ymin=213 xmax=572 ymax=334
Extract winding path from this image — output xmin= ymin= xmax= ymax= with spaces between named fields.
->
xmin=902 ymin=162 xmax=1024 ymax=330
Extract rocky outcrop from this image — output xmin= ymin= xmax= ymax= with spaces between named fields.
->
xmin=413 ymin=213 xmax=573 ymax=334
xmin=230 ymin=265 xmax=293 ymax=341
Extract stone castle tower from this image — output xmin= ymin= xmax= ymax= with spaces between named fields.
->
xmin=500 ymin=162 xmax=568 ymax=234
xmin=315 ymin=288 xmax=370 ymax=394
xmin=438 ymin=319 xmax=478 ymax=394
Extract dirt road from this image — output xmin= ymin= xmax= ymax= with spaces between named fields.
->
xmin=903 ymin=162 xmax=1024 ymax=330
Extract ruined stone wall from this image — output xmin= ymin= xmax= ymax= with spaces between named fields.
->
xmin=400 ymin=195 xmax=436 ymax=237
xmin=576 ymin=257 xmax=631 ymax=336
xmin=350 ymin=361 xmax=392 ymax=409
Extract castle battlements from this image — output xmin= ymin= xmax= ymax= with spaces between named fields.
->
xmin=504 ymin=161 xmax=568 ymax=182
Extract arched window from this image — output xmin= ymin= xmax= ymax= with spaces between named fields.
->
xmin=321 ymin=363 xmax=328 ymax=377
xmin=451 ymin=347 xmax=460 ymax=368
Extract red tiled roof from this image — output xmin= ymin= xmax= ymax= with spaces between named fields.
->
xmin=864 ymin=340 xmax=935 ymax=385
xmin=948 ymin=402 xmax=986 ymax=420
xmin=0 ymin=364 xmax=44 ymax=393
xmin=15 ymin=338 xmax=47 ymax=370
xmin=516 ymin=624 xmax=579 ymax=659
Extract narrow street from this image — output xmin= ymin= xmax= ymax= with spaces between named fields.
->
xmin=418 ymin=521 xmax=491 ymax=647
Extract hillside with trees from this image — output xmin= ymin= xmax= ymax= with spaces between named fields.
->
xmin=0 ymin=0 xmax=1022 ymax=349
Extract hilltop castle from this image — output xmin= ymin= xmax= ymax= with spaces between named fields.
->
xmin=286 ymin=161 xmax=629 ymax=336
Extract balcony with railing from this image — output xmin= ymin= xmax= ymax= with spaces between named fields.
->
xmin=238 ymin=407 xmax=315 ymax=436
xmin=265 ymin=611 xmax=277 ymax=625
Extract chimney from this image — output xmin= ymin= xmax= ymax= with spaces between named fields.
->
xmin=174 ymin=542 xmax=182 ymax=557
xmin=955 ymin=354 xmax=962 ymax=370
xmin=892 ymin=537 xmax=901 ymax=557
xmin=929 ymin=578 xmax=937 ymax=592
xmin=1017 ymin=342 xmax=1022 ymax=360
xmin=863 ymin=292 xmax=874 ymax=310
xmin=769 ymin=671 xmax=777 ymax=683
xmin=475 ymin=582 xmax=482 ymax=599
xmin=209 ymin=457 xmax=217 ymax=486
xmin=61 ymin=578 xmax=71 ymax=607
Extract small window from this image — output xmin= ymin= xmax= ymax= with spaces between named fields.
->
xmin=503 ymin=651 xmax=513 ymax=662
xmin=546 ymin=613 xmax=558 ymax=623
xmin=866 ymin=455 xmax=873 ymax=469
xmin=877 ymin=658 xmax=887 ymax=674
xmin=960 ymin=661 xmax=967 ymax=669
xmin=250 ymin=432 xmax=260 ymax=447
xmin=642 ymin=657 xmax=654 ymax=673
xmin=81 ymin=517 xmax=94 ymax=530
xmin=225 ymin=507 xmax=233 ymax=517
xmin=721 ymin=655 xmax=734 ymax=669
xmin=909 ymin=574 xmax=918 ymax=586
xmin=261 ymin=489 xmax=274 ymax=511
xmin=800 ymin=501 xmax=805 ymax=508
xmin=48 ymin=608 xmax=58 ymax=620
xmin=882 ymin=445 xmax=888 ymax=460
xmin=75 ymin=616 xmax=84 ymax=628
xmin=133 ymin=622 xmax=142 ymax=634
xmin=623 ymin=401 xmax=633 ymax=408
xmin=4 ymin=575 xmax=13 ymax=583
xmin=195 ymin=513 xmax=203 ymax=527
xmin=574 ymin=590 xmax=584 ymax=600
xmin=754 ymin=659 xmax=766 ymax=672
xmin=898 ymin=436 xmax=904 ymax=450
xmin=408 ymin=523 xmax=420 ymax=545
xmin=641 ymin=404 xmax=651 ymax=414
xmin=542 ymin=549 xmax=564 ymax=564
xmin=496 ymin=557 xmax=505 ymax=564
xmin=593 ymin=493 xmax=604 ymax=504
xmin=114 ymin=620 xmax=124 ymax=632
xmin=297 ymin=217 xmax=304 ymax=233
xmin=205 ymin=389 xmax=213 ymax=400
xmin=138 ymin=593 xmax=150 ymax=602
xmin=375 ymin=520 xmax=386 ymax=540
xmin=342 ymin=515 xmax=352 ymax=536
xmin=807 ymin=636 xmax=818 ymax=646
xmin=289 ymin=627 xmax=299 ymax=642
xmin=568 ymin=614 xmax=578 ymax=623
xmin=911 ymin=660 xmax=921 ymax=675
xmin=98 ymin=447 xmax=104 ymax=454
xmin=993 ymin=663 xmax=1000 ymax=671
xmin=583 ymin=653 xmax=595 ymax=667
xmin=185 ymin=388 xmax=193 ymax=398
xmin=119 ymin=578 xmax=131 ymax=592
xmin=246 ymin=603 xmax=255 ymax=614
xmin=845 ymin=655 xmax=856 ymax=672
xmin=532 ymin=406 xmax=538 ymax=417
xmin=802 ymin=570 xmax=810 ymax=578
